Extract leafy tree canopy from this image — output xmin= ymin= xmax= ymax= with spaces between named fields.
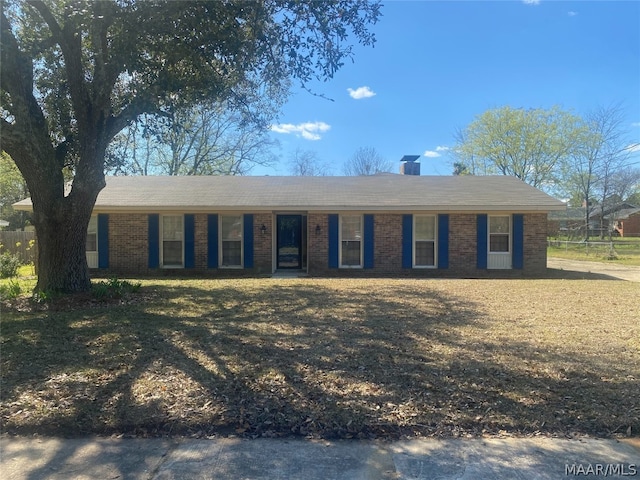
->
xmin=0 ymin=0 xmax=381 ymax=292
xmin=454 ymin=106 xmax=584 ymax=189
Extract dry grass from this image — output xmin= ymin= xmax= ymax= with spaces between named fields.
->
xmin=1 ymin=277 xmax=639 ymax=440
xmin=548 ymin=238 xmax=640 ymax=266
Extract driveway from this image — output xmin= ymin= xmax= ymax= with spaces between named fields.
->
xmin=548 ymin=257 xmax=640 ymax=282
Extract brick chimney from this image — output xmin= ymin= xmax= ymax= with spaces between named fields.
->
xmin=400 ymin=155 xmax=420 ymax=175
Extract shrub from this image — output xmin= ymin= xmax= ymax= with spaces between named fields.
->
xmin=0 ymin=279 xmax=22 ymax=299
xmin=32 ymin=289 xmax=55 ymax=304
xmin=0 ymin=252 xmax=22 ymax=278
xmin=92 ymin=277 xmax=141 ymax=300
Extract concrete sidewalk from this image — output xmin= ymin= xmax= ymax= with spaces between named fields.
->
xmin=1 ymin=436 xmax=639 ymax=480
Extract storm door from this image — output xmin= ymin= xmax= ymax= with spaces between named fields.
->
xmin=277 ymin=215 xmax=303 ymax=269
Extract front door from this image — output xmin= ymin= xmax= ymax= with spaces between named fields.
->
xmin=277 ymin=215 xmax=302 ymax=269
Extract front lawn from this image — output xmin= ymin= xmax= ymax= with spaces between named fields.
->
xmin=548 ymin=238 xmax=640 ymax=266
xmin=1 ymin=278 xmax=638 ymax=439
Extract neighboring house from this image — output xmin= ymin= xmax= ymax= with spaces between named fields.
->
xmin=609 ymin=207 xmax=640 ymax=237
xmin=589 ymin=203 xmax=639 ymax=238
xmin=547 ymin=208 xmax=586 ymax=238
xmin=14 ymin=160 xmax=565 ymax=277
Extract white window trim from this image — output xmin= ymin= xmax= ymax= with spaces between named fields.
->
xmin=339 ymin=214 xmax=363 ymax=269
xmin=413 ymin=214 xmax=438 ymax=269
xmin=86 ymin=215 xmax=99 ymax=269
xmin=219 ymin=214 xmax=244 ymax=269
xmin=160 ymin=214 xmax=184 ymax=269
xmin=488 ymin=215 xmax=512 ymax=255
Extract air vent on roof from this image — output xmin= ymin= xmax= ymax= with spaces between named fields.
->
xmin=400 ymin=155 xmax=420 ymax=175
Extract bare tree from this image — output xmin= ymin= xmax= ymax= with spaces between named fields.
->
xmin=585 ymin=105 xmax=635 ymax=239
xmin=450 ymin=126 xmax=484 ymax=175
xmin=288 ymin=148 xmax=332 ymax=176
xmin=107 ymin=102 xmax=278 ymax=176
xmin=609 ymin=167 xmax=640 ymax=204
xmin=343 ymin=146 xmax=392 ymax=176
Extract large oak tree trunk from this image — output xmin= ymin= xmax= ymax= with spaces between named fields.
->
xmin=33 ymin=199 xmax=95 ymax=293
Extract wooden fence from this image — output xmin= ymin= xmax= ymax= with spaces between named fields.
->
xmin=0 ymin=231 xmax=36 ymax=264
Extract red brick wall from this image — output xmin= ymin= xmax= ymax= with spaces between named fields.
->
xmin=97 ymin=211 xmax=549 ymax=278
xmin=373 ymin=214 xmax=403 ymax=272
xmin=108 ymin=213 xmax=148 ymax=274
xmin=253 ymin=213 xmax=273 ymax=273
xmin=307 ymin=213 xmax=328 ymax=273
xmin=448 ymin=214 xmax=478 ymax=276
xmin=523 ymin=213 xmax=548 ymax=275
xmin=621 ymin=213 xmax=640 ymax=237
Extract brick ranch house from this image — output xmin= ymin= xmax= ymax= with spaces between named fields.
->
xmin=15 ymin=165 xmax=565 ymax=277
xmin=610 ymin=207 xmax=640 ymax=237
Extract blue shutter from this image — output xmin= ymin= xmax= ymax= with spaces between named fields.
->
xmin=328 ymin=214 xmax=339 ymax=268
xmin=513 ymin=214 xmax=524 ymax=269
xmin=363 ymin=214 xmax=374 ymax=269
xmin=207 ymin=214 xmax=218 ymax=268
xmin=477 ymin=214 xmax=488 ymax=269
xmin=148 ymin=214 xmax=159 ymax=268
xmin=402 ymin=214 xmax=413 ymax=269
xmin=243 ymin=214 xmax=254 ymax=268
xmin=437 ymin=214 xmax=449 ymax=269
xmin=184 ymin=214 xmax=195 ymax=268
xmin=97 ymin=214 xmax=109 ymax=269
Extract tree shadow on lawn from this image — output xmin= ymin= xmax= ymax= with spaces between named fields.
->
xmin=544 ymin=268 xmax=624 ymax=281
xmin=1 ymin=280 xmax=637 ymax=441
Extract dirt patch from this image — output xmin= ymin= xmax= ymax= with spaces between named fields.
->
xmin=548 ymin=258 xmax=640 ymax=282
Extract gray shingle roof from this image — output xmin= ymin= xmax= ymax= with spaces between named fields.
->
xmin=15 ymin=175 xmax=566 ymax=212
xmin=604 ymin=207 xmax=640 ymax=220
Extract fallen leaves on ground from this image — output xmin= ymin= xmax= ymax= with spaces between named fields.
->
xmin=1 ymin=278 xmax=638 ymax=439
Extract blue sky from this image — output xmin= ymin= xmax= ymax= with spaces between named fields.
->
xmin=262 ymin=0 xmax=640 ymax=176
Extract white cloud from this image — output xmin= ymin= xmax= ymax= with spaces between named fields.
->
xmin=423 ymin=146 xmax=450 ymax=158
xmin=347 ymin=86 xmax=376 ymax=100
xmin=567 ymin=11 xmax=578 ymax=16
xmin=631 ymin=122 xmax=640 ymax=128
xmin=625 ymin=143 xmax=640 ymax=153
xmin=522 ymin=0 xmax=540 ymax=5
xmin=270 ymin=121 xmax=331 ymax=141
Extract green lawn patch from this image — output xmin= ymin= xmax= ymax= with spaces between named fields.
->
xmin=548 ymin=238 xmax=640 ymax=266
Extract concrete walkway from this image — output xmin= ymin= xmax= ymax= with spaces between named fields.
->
xmin=1 ymin=436 xmax=638 ymax=479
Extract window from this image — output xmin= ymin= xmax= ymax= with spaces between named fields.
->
xmin=414 ymin=215 xmax=436 ymax=267
xmin=489 ymin=215 xmax=510 ymax=253
xmin=162 ymin=215 xmax=183 ymax=267
xmin=86 ymin=215 xmax=98 ymax=268
xmin=221 ymin=215 xmax=242 ymax=267
xmin=86 ymin=216 xmax=97 ymax=252
xmin=340 ymin=215 xmax=362 ymax=267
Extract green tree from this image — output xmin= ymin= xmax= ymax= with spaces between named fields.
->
xmin=452 ymin=162 xmax=470 ymax=176
xmin=0 ymin=0 xmax=381 ymax=292
xmin=454 ymin=106 xmax=583 ymax=189
xmin=0 ymin=151 xmax=30 ymax=230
